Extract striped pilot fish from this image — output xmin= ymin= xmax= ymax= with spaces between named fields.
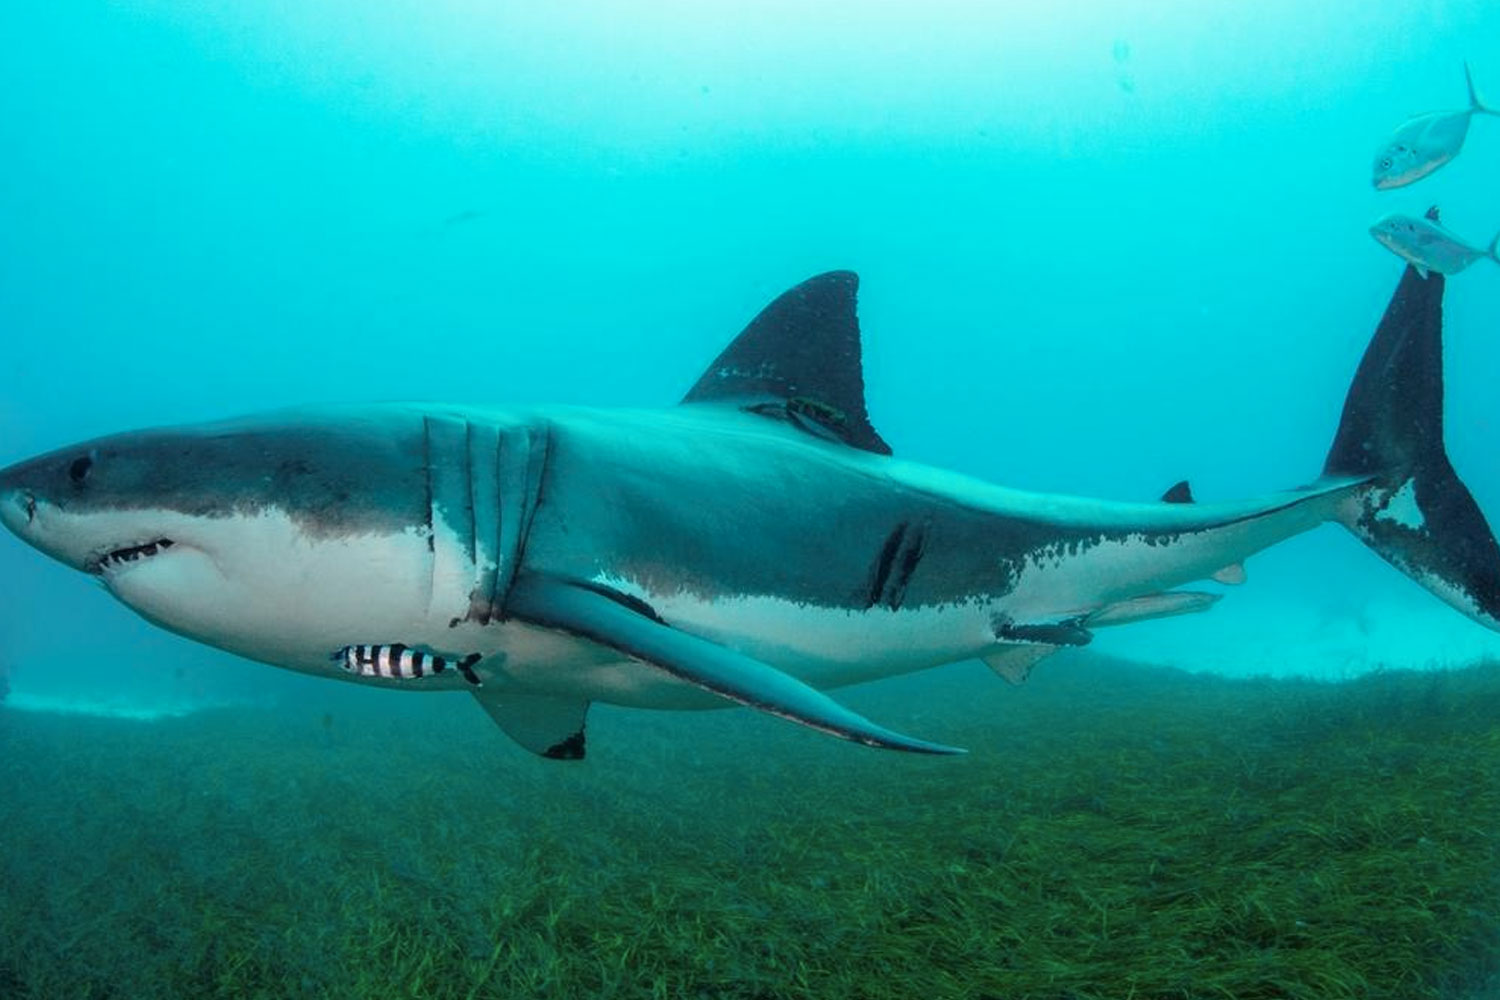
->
xmin=334 ymin=644 xmax=483 ymax=686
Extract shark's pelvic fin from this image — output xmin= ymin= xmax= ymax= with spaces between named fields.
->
xmin=506 ymin=575 xmax=963 ymax=755
xmin=985 ymin=590 xmax=1222 ymax=685
xmin=472 ymin=689 xmax=589 ymax=760
xmin=680 ymin=271 xmax=893 ymax=455
xmin=1085 ymin=590 xmax=1222 ymax=627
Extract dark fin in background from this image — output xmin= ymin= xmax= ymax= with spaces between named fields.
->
xmin=1161 ymin=480 xmax=1195 ymax=503
xmin=681 ymin=271 xmax=893 ymax=455
xmin=1324 ymin=265 xmax=1500 ymax=628
xmin=507 ymin=575 xmax=963 ymax=754
xmin=473 ymin=689 xmax=589 ymax=760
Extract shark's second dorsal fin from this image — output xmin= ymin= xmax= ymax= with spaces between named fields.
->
xmin=1162 ymin=480 xmax=1194 ymax=503
xmin=681 ymin=271 xmax=892 ymax=455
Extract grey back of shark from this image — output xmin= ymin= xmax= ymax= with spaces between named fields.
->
xmin=1 ymin=268 xmax=1497 ymax=760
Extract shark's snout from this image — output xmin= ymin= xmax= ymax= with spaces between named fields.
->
xmin=0 ymin=488 xmax=67 ymax=569
xmin=0 ymin=453 xmax=112 ymax=571
xmin=3 ymin=490 xmax=36 ymax=532
xmin=0 ymin=461 xmax=39 ymax=541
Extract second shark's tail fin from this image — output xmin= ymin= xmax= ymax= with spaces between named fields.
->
xmin=1323 ymin=265 xmax=1500 ymax=629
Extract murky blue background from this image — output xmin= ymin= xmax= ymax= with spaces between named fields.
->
xmin=3 ymin=0 xmax=1500 ymax=713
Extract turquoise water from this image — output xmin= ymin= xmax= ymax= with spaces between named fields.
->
xmin=4 ymin=2 xmax=1500 ymax=698
xmin=2 ymin=2 xmax=1500 ymax=996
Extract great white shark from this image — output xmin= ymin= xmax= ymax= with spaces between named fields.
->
xmin=2 ymin=266 xmax=1497 ymax=759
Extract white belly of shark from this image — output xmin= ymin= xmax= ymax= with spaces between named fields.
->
xmin=589 ymin=573 xmax=997 ymax=696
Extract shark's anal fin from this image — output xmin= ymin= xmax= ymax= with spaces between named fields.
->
xmin=506 ymin=576 xmax=964 ymax=755
xmin=982 ymin=645 xmax=1059 ymax=685
xmin=1211 ymin=564 xmax=1247 ymax=585
xmin=472 ymin=689 xmax=589 ymax=760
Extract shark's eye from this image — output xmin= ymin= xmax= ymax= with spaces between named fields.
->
xmin=1379 ymin=157 xmax=1393 ymax=170
xmin=68 ymin=455 xmax=93 ymax=485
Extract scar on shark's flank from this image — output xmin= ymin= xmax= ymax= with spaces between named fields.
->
xmin=864 ymin=521 xmax=929 ymax=610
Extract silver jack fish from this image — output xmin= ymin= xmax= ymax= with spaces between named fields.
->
xmin=1371 ymin=206 xmax=1499 ymax=278
xmin=1373 ymin=63 xmax=1496 ymax=190
xmin=2 ymin=266 xmax=1498 ymax=760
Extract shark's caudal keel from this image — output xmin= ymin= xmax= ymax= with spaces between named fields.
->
xmin=1 ymin=265 xmax=1496 ymax=761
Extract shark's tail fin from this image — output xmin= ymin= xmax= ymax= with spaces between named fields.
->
xmin=1323 ymin=265 xmax=1500 ymax=629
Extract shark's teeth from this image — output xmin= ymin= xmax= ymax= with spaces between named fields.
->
xmin=95 ymin=538 xmax=175 ymax=573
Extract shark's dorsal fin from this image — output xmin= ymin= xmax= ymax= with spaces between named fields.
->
xmin=681 ymin=271 xmax=892 ymax=456
xmin=1162 ymin=480 xmax=1195 ymax=503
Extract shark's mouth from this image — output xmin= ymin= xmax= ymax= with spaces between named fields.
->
xmin=91 ymin=538 xmax=176 ymax=574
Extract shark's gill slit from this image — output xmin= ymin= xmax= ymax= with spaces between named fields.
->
xmin=421 ymin=416 xmax=437 ymax=616
xmin=465 ymin=422 xmax=504 ymax=625
xmin=505 ymin=425 xmax=553 ymax=601
xmin=420 ymin=417 xmax=436 ymax=554
xmin=461 ymin=420 xmax=477 ymax=567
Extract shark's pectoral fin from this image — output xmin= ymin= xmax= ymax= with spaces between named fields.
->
xmin=472 ymin=689 xmax=589 ymax=760
xmin=505 ymin=575 xmax=964 ymax=755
